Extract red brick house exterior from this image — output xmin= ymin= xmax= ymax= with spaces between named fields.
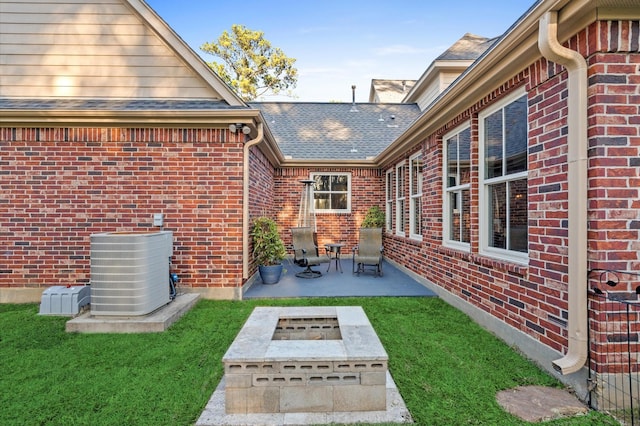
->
xmin=1 ymin=0 xmax=639 ymax=408
xmin=377 ymin=13 xmax=640 ymax=405
xmin=1 ymin=127 xmax=253 ymax=295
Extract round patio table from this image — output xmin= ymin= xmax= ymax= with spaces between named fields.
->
xmin=325 ymin=243 xmax=345 ymax=273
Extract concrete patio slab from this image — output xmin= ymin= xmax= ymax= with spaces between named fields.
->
xmin=65 ymin=293 xmax=199 ymax=333
xmin=243 ymin=259 xmax=437 ymax=299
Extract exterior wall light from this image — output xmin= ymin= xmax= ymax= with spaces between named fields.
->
xmin=229 ymin=123 xmax=251 ymax=134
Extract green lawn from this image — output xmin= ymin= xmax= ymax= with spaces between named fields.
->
xmin=0 ymin=298 xmax=616 ymax=425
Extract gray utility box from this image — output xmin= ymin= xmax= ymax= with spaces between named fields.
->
xmin=39 ymin=285 xmax=91 ymax=316
xmin=90 ymin=231 xmax=173 ymax=316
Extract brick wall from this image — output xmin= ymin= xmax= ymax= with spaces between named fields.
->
xmin=0 ymin=126 xmax=247 ymax=292
xmin=584 ymin=21 xmax=640 ymax=375
xmin=378 ymin=21 xmax=640 ymax=359
xmin=275 ymin=168 xmax=383 ymax=254
xmin=527 ymin=60 xmax=572 ymax=352
xmin=248 ymin=144 xmax=277 ymax=276
xmin=588 ymin=47 xmax=640 ymax=283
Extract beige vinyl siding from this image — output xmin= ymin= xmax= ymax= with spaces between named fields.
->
xmin=441 ymin=71 xmax=461 ymax=89
xmin=415 ymin=80 xmax=441 ymax=111
xmin=0 ymin=0 xmax=222 ymax=99
xmin=415 ymin=70 xmax=467 ymax=111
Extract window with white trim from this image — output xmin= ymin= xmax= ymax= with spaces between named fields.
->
xmin=311 ymin=173 xmax=351 ymax=213
xmin=395 ymin=161 xmax=406 ymax=236
xmin=409 ymin=152 xmax=423 ymax=240
xmin=385 ymin=169 xmax=393 ymax=232
xmin=444 ymin=125 xmax=471 ymax=249
xmin=479 ymin=90 xmax=528 ymax=262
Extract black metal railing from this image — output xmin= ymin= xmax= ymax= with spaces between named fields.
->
xmin=588 ymin=269 xmax=640 ymax=425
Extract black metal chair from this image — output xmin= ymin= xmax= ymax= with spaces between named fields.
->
xmin=291 ymin=227 xmax=329 ymax=278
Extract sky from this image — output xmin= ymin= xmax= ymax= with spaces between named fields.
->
xmin=145 ymin=0 xmax=537 ymax=103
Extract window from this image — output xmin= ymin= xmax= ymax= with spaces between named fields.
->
xmin=385 ymin=169 xmax=393 ymax=232
xmin=479 ymin=90 xmax=528 ymax=263
xmin=311 ymin=173 xmax=351 ymax=213
xmin=395 ymin=161 xmax=406 ymax=236
xmin=444 ymin=125 xmax=471 ymax=249
xmin=409 ymin=152 xmax=423 ymax=240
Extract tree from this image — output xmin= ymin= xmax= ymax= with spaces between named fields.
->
xmin=200 ymin=24 xmax=298 ymax=101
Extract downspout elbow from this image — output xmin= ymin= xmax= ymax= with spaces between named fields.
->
xmin=243 ymin=123 xmax=264 ymax=282
xmin=538 ymin=11 xmax=589 ymax=375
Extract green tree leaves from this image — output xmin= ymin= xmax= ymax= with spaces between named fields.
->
xmin=201 ymin=24 xmax=298 ymax=101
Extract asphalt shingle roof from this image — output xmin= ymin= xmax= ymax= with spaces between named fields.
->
xmin=251 ymin=102 xmax=421 ymax=160
xmin=436 ymin=33 xmax=498 ymax=61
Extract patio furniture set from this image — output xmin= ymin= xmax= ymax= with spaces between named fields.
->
xmin=290 ymin=227 xmax=384 ymax=279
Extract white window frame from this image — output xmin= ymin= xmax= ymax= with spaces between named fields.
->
xmin=310 ymin=172 xmax=351 ymax=214
xmin=385 ymin=169 xmax=394 ymax=232
xmin=443 ymin=124 xmax=471 ymax=251
xmin=409 ymin=152 xmax=423 ymax=241
xmin=478 ymin=88 xmax=528 ymax=264
xmin=395 ymin=161 xmax=406 ymax=237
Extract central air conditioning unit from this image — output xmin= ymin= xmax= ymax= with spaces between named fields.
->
xmin=90 ymin=231 xmax=173 ymax=316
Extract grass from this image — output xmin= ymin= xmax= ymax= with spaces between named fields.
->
xmin=0 ymin=297 xmax=617 ymax=425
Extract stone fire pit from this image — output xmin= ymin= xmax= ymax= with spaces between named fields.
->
xmin=222 ymin=306 xmax=388 ymax=414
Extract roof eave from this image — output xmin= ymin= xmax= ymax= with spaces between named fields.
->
xmin=280 ymin=158 xmax=379 ymax=169
xmin=383 ymin=0 xmax=604 ymax=165
xmin=0 ymin=108 xmax=262 ymax=128
xmin=0 ymin=106 xmax=287 ymax=166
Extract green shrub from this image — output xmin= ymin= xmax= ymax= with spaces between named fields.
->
xmin=251 ymin=216 xmax=286 ymax=266
xmin=361 ymin=206 xmax=385 ymax=228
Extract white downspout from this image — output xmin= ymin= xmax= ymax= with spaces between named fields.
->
xmin=538 ymin=11 xmax=589 ymax=375
xmin=242 ymin=123 xmax=264 ymax=282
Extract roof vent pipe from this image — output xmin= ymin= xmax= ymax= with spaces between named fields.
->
xmin=538 ymin=11 xmax=589 ymax=375
xmin=350 ymin=85 xmax=358 ymax=112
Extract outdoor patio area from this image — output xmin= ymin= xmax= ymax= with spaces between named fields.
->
xmin=243 ymin=259 xmax=437 ymax=299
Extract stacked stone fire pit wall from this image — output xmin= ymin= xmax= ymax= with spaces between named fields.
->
xmin=222 ymin=306 xmax=388 ymax=414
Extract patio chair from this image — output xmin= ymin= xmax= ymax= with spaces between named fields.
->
xmin=352 ymin=228 xmax=383 ymax=277
xmin=291 ymin=227 xmax=329 ymax=278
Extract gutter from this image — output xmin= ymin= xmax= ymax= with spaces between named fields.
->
xmin=0 ymin=108 xmax=262 ymax=128
xmin=242 ymin=122 xmax=264 ymax=281
xmin=538 ymin=10 xmax=589 ymax=375
xmin=280 ymin=158 xmax=379 ymax=169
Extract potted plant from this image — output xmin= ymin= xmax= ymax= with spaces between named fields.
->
xmin=361 ymin=206 xmax=385 ymax=228
xmin=251 ymin=216 xmax=287 ymax=284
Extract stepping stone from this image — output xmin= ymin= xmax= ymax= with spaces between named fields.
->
xmin=496 ymin=385 xmax=589 ymax=422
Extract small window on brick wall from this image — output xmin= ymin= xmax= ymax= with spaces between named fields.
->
xmin=311 ymin=173 xmax=351 ymax=213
